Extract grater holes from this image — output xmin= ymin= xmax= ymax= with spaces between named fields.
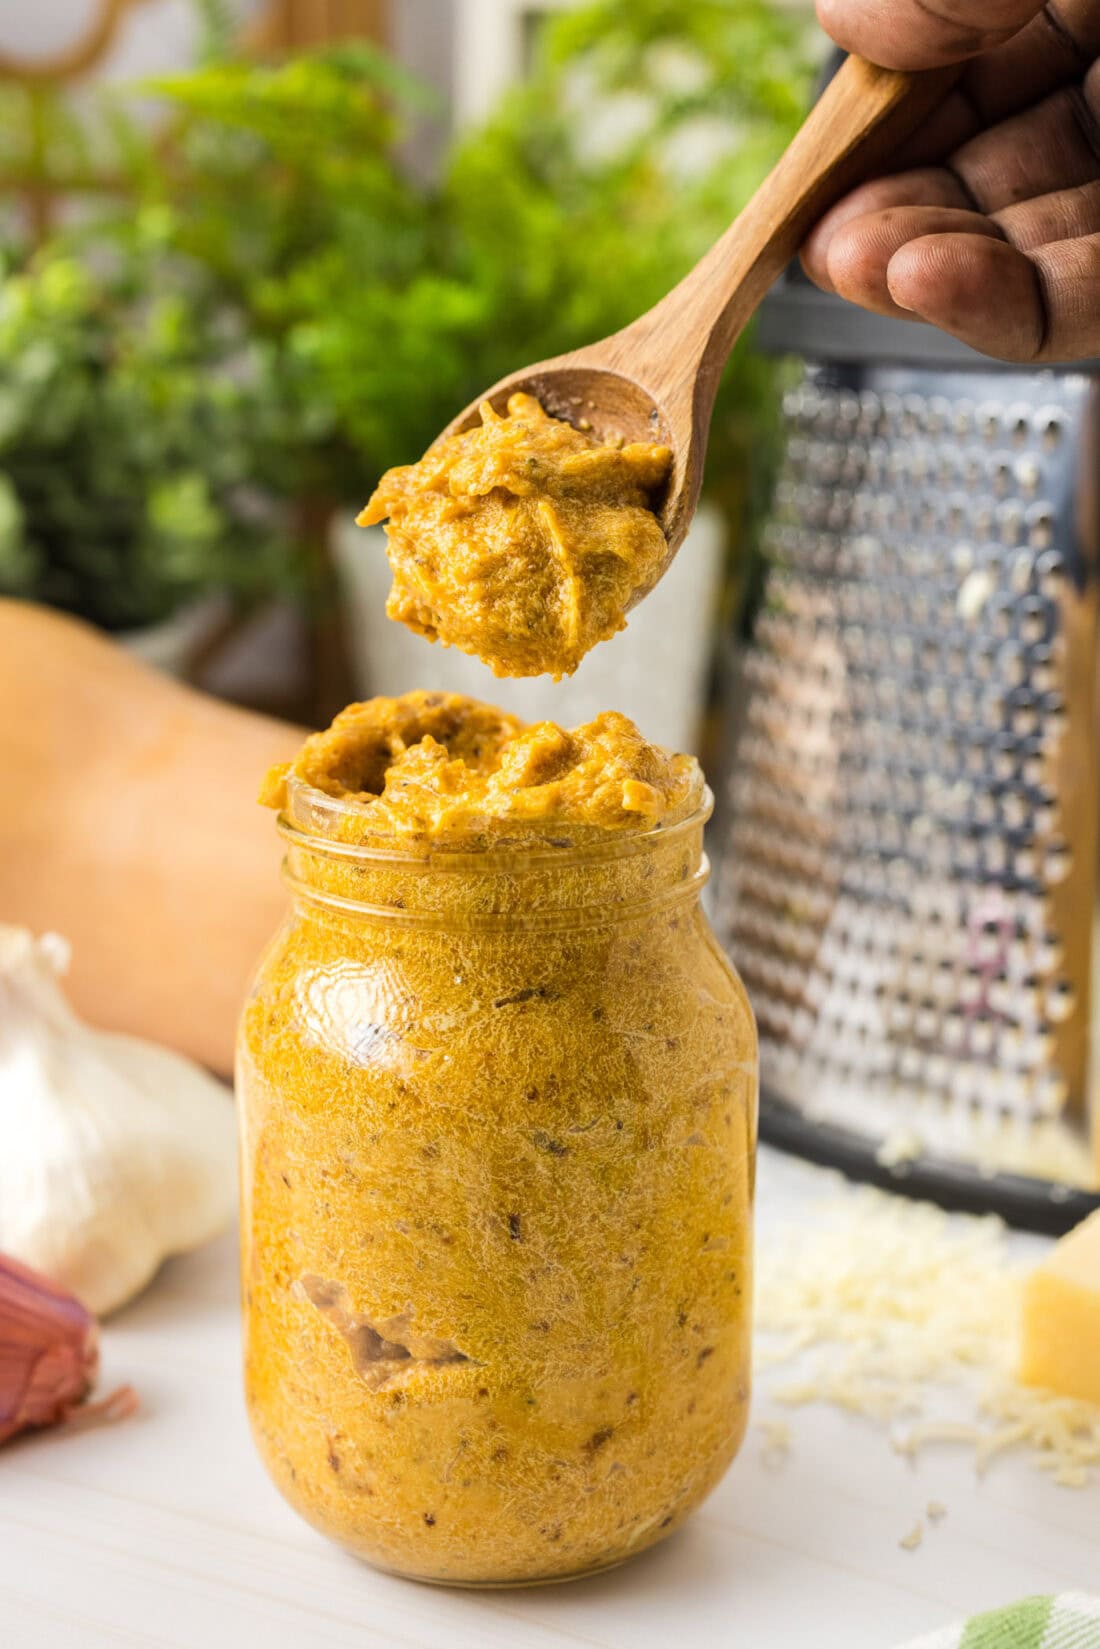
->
xmin=1006 ymin=403 xmax=1032 ymax=445
xmin=997 ymin=503 xmax=1023 ymax=545
xmin=856 ymin=390 xmax=881 ymax=435
xmin=1026 ymin=502 xmax=1054 ymax=548
xmin=1034 ymin=547 xmax=1065 ymax=590
xmin=1015 ymin=454 xmax=1041 ymax=495
xmin=952 ymin=399 xmax=975 ymax=436
xmin=990 ymin=451 xmax=1014 ymax=496
xmin=727 ymin=373 xmax=1080 ymax=1134
xmin=1020 ymin=595 xmax=1056 ymax=646
xmin=977 ymin=401 xmax=1002 ymax=441
xmin=973 ymin=501 xmax=996 ymax=538
xmin=1046 ymin=979 xmax=1075 ymax=1022
xmin=945 ymin=496 xmax=970 ymax=535
xmin=1043 ymin=838 xmax=1072 ymax=884
xmin=1034 ymin=405 xmax=1064 ymax=447
xmin=962 ymin=450 xmax=984 ymax=487
xmin=1009 ymin=550 xmax=1037 ymax=594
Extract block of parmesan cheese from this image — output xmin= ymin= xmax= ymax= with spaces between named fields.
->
xmin=1019 ymin=1209 xmax=1100 ymax=1405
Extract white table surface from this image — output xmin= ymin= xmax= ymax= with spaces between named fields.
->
xmin=1 ymin=1149 xmax=1095 ymax=1649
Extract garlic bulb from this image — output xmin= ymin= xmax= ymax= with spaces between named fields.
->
xmin=0 ymin=926 xmax=237 ymax=1315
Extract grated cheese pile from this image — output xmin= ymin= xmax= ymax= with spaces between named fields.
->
xmin=754 ymin=1187 xmax=1100 ymax=1488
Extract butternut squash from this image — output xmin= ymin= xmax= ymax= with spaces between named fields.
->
xmin=0 ymin=599 xmax=303 ymax=1073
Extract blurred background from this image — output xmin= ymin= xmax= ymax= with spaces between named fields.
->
xmin=6 ymin=0 xmax=1099 ymax=1226
xmin=0 ymin=0 xmax=819 ymax=749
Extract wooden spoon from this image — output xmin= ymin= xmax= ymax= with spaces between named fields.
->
xmin=440 ymin=54 xmax=957 ymax=567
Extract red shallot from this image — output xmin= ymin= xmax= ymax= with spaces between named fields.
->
xmin=0 ymin=1252 xmax=137 ymax=1446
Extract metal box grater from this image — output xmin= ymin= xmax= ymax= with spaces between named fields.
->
xmin=713 ymin=278 xmax=1100 ymax=1231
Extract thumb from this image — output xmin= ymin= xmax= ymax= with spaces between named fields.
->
xmin=815 ymin=0 xmax=1046 ymax=70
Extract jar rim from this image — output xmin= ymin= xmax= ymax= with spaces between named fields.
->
xmin=278 ymin=775 xmax=714 ymax=875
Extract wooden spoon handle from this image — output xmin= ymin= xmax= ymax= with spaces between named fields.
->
xmin=629 ymin=55 xmax=960 ymax=412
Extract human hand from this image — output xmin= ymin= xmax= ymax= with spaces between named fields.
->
xmin=801 ymin=1 xmax=1100 ymax=361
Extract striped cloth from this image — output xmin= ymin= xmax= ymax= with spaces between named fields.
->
xmin=900 ymin=1595 xmax=1100 ymax=1649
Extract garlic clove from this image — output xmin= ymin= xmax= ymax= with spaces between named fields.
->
xmin=0 ymin=1252 xmax=138 ymax=1446
xmin=0 ymin=1251 xmax=96 ymax=1444
xmin=0 ymin=927 xmax=237 ymax=1316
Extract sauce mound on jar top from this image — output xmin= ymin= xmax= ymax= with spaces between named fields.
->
xmin=357 ymin=395 xmax=673 ymax=680
xmin=260 ymin=689 xmax=701 ymax=842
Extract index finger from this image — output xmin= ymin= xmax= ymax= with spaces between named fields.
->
xmin=815 ymin=0 xmax=1046 ymax=70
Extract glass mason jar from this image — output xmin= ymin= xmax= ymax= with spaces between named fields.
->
xmin=238 ymin=776 xmax=757 ymax=1586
